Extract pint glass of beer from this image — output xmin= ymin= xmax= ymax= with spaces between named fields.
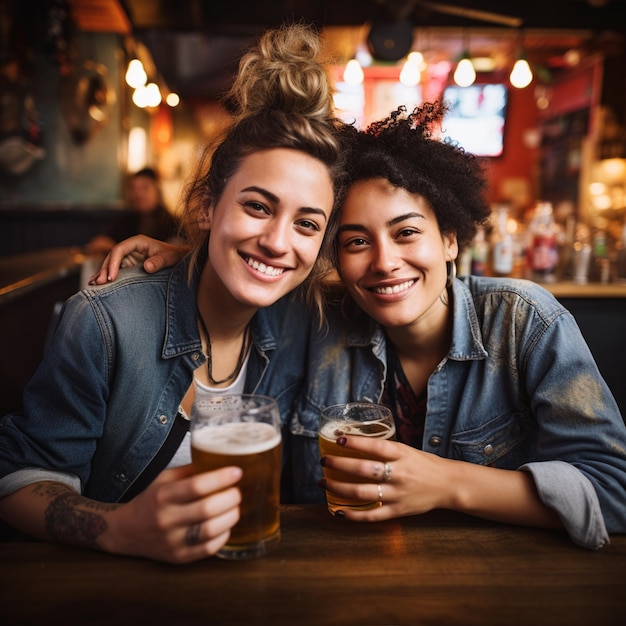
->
xmin=191 ymin=395 xmax=282 ymax=559
xmin=318 ymin=402 xmax=395 ymax=514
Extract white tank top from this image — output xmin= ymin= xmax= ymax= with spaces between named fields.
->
xmin=166 ymin=353 xmax=250 ymax=468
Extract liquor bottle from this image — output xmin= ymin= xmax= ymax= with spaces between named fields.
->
xmin=591 ymin=229 xmax=610 ymax=284
xmin=616 ymin=222 xmax=626 ymax=284
xmin=528 ymin=202 xmax=558 ymax=283
xmin=491 ymin=205 xmax=514 ymax=277
xmin=471 ymin=226 xmax=489 ymax=276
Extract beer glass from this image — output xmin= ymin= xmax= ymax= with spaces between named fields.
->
xmin=191 ymin=395 xmax=282 ymax=559
xmin=318 ymin=402 xmax=395 ymax=514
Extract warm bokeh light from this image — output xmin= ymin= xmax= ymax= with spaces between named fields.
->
xmin=510 ymin=58 xmax=533 ymax=88
xmin=165 ymin=92 xmax=180 ymax=107
xmin=343 ymin=59 xmax=364 ymax=85
xmin=125 ymin=59 xmax=147 ymax=88
xmin=453 ymin=57 xmax=476 ymax=87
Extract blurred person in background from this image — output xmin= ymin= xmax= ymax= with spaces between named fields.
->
xmin=87 ymin=167 xmax=180 ymax=256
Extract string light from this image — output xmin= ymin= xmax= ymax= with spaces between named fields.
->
xmin=454 ymin=57 xmax=476 ymax=87
xmin=343 ymin=58 xmax=364 ymax=85
xmin=453 ymin=30 xmax=476 ymax=88
xmin=510 ymin=30 xmax=533 ymax=89
xmin=510 ymin=57 xmax=533 ymax=88
xmin=125 ymin=59 xmax=147 ymax=88
xmin=399 ymin=51 xmax=424 ymax=86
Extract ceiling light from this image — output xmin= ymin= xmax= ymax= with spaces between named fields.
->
xmin=453 ymin=30 xmax=476 ymax=88
xmin=343 ymin=58 xmax=364 ymax=85
xmin=125 ymin=59 xmax=147 ymax=89
xmin=510 ymin=30 xmax=533 ymax=89
xmin=454 ymin=57 xmax=476 ymax=88
xmin=510 ymin=57 xmax=533 ymax=88
xmin=399 ymin=53 xmax=422 ymax=86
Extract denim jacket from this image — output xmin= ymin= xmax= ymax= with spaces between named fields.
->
xmin=288 ymin=276 xmax=626 ymax=549
xmin=0 ymin=257 xmax=311 ymax=503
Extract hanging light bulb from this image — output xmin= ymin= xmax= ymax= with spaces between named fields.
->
xmin=510 ymin=29 xmax=533 ymax=89
xmin=132 ymin=83 xmax=162 ymax=108
xmin=510 ymin=57 xmax=533 ymax=88
xmin=125 ymin=59 xmax=147 ymax=88
xmin=145 ymin=83 xmax=162 ymax=107
xmin=454 ymin=57 xmax=476 ymax=87
xmin=343 ymin=58 xmax=364 ymax=86
xmin=399 ymin=51 xmax=424 ymax=87
xmin=453 ymin=30 xmax=475 ymax=88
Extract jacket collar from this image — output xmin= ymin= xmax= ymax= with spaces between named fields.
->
xmin=162 ymin=252 xmax=287 ymax=359
xmin=345 ymin=278 xmax=487 ymax=361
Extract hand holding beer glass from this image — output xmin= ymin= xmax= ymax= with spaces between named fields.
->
xmin=191 ymin=395 xmax=282 ymax=559
xmin=318 ymin=402 xmax=395 ymax=514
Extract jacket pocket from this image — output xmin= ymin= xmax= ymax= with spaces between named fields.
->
xmin=450 ymin=412 xmax=529 ymax=466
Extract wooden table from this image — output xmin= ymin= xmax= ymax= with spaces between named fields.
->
xmin=1 ymin=506 xmax=625 ymax=626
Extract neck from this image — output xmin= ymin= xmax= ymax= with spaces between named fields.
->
xmin=384 ymin=298 xmax=452 ymax=362
xmin=196 ymin=265 xmax=256 ymax=341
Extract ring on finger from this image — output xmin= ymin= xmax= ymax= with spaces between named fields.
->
xmin=185 ymin=523 xmax=202 ymax=546
xmin=382 ymin=462 xmax=392 ymax=483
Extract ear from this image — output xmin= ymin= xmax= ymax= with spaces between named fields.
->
xmin=443 ymin=232 xmax=459 ymax=261
xmin=198 ymin=204 xmax=213 ymax=231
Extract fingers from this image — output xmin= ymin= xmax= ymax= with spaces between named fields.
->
xmin=335 ymin=434 xmax=394 ymax=459
xmin=156 ymin=465 xmax=243 ymax=507
xmin=143 ymin=252 xmax=171 ymax=274
xmin=87 ymin=237 xmax=189 ymax=285
xmin=87 ymin=235 xmax=153 ymax=284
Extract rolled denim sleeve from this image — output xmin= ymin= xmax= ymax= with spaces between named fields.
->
xmin=0 ymin=468 xmax=81 ymax=499
xmin=522 ymin=306 xmax=626 ymax=546
xmin=521 ymin=460 xmax=609 ymax=549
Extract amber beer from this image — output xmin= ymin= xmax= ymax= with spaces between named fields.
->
xmin=191 ymin=396 xmax=282 ymax=559
xmin=318 ymin=402 xmax=395 ymax=514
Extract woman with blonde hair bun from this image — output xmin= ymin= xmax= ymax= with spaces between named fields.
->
xmin=0 ymin=23 xmax=347 ymax=563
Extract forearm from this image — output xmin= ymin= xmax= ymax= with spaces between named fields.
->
xmin=444 ymin=459 xmax=563 ymax=529
xmin=0 ymin=481 xmax=118 ymax=550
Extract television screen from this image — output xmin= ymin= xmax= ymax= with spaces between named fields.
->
xmin=441 ymin=84 xmax=508 ymax=157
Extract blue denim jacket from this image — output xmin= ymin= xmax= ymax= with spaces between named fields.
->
xmin=288 ymin=276 xmax=626 ymax=549
xmin=0 ymin=257 xmax=311 ymax=503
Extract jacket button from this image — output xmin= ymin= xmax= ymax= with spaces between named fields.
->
xmin=429 ymin=436 xmax=442 ymax=447
xmin=159 ymin=415 xmax=168 ymax=424
xmin=116 ymin=472 xmax=127 ymax=482
xmin=483 ymin=444 xmax=494 ymax=456
xmin=192 ymin=352 xmax=201 ymax=361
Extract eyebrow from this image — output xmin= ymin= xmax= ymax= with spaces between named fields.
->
xmin=241 ymin=186 xmax=328 ymax=221
xmin=338 ymin=211 xmax=426 ymax=234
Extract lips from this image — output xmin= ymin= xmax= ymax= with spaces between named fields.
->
xmin=370 ymin=279 xmax=415 ymax=295
xmin=245 ymin=256 xmax=286 ymax=277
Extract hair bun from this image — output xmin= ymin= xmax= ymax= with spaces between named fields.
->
xmin=227 ymin=23 xmax=334 ymax=122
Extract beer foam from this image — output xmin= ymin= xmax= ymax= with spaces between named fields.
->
xmin=192 ymin=422 xmax=281 ymax=455
xmin=320 ymin=419 xmax=395 ymax=441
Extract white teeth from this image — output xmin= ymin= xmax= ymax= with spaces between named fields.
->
xmin=373 ymin=280 xmax=414 ymax=295
xmin=246 ymin=257 xmax=284 ymax=276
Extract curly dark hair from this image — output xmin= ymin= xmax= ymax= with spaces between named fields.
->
xmin=336 ymin=101 xmax=491 ymax=255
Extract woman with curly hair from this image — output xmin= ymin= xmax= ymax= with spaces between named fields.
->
xmin=308 ymin=101 xmax=626 ymax=550
xmin=89 ymin=102 xmax=626 ymax=550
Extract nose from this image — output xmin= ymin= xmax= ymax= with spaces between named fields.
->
xmin=369 ymin=239 xmax=400 ymax=275
xmin=258 ymin=218 xmax=291 ymax=256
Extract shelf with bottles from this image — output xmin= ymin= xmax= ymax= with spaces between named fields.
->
xmin=457 ymin=201 xmax=626 ymax=293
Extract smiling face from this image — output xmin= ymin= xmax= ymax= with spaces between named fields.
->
xmin=337 ymin=178 xmax=458 ymax=332
xmin=202 ymin=147 xmax=335 ymax=310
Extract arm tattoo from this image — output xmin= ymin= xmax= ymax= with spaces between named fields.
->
xmin=33 ymin=483 xmax=118 ymax=548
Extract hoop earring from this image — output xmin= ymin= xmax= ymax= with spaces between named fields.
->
xmin=446 ymin=260 xmax=457 ymax=288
